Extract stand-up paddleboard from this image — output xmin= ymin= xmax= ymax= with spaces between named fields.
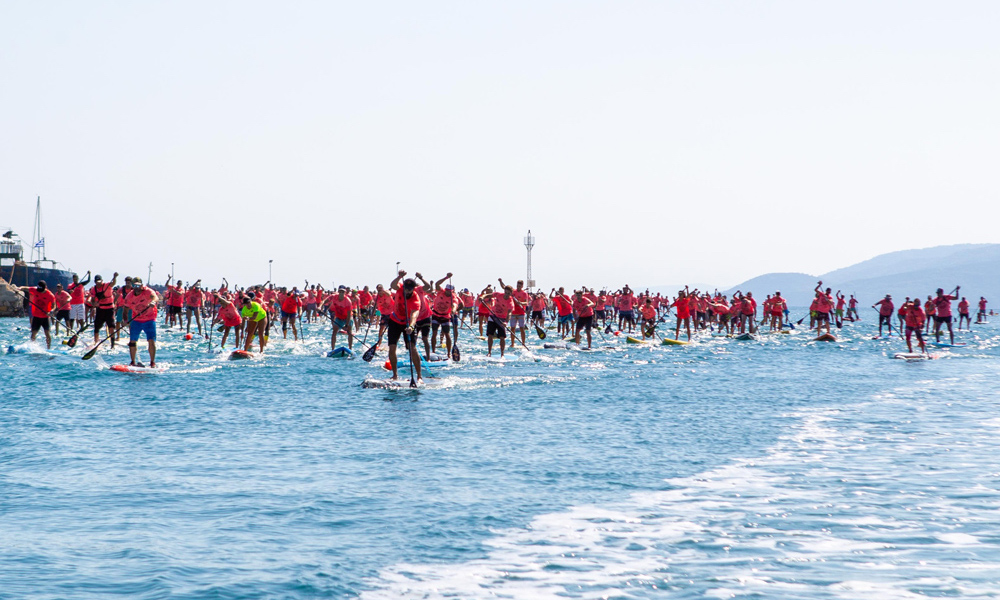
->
xmin=361 ymin=377 xmax=437 ymax=390
xmin=427 ymin=352 xmax=450 ymax=362
xmin=661 ymin=337 xmax=689 ymax=346
xmin=931 ymin=342 xmax=966 ymax=348
xmin=109 ymin=363 xmax=166 ymax=373
xmin=814 ymin=333 xmax=837 ymax=342
xmin=542 ymin=342 xmax=568 ymax=349
xmin=625 ymin=336 xmax=650 ymax=344
xmin=228 ymin=350 xmax=254 ymax=360
xmin=893 ymin=352 xmax=935 ymax=361
xmin=327 ymin=347 xmax=354 ymax=358
xmin=383 ymin=356 xmax=435 ymax=377
xmin=7 ymin=343 xmax=42 ymax=354
xmin=734 ymin=333 xmax=755 ymax=341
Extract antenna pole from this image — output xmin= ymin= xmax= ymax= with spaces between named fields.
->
xmin=523 ymin=230 xmax=535 ymax=291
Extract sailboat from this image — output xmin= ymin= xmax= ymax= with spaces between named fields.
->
xmin=1 ymin=196 xmax=76 ymax=288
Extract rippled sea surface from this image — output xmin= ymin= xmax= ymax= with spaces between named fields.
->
xmin=2 ymin=315 xmax=999 ymax=599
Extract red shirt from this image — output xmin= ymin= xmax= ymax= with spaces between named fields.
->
xmin=572 ymin=296 xmax=594 ymax=318
xmin=91 ymin=282 xmax=116 ymax=309
xmin=67 ymin=281 xmax=86 ymax=305
xmin=125 ymin=287 xmax=158 ymax=322
xmin=28 ymin=288 xmax=56 ymax=318
xmin=328 ymin=294 xmax=354 ymax=320
xmin=552 ymin=295 xmax=573 ymax=317
xmin=511 ymin=289 xmax=529 ymax=316
xmin=432 ymin=291 xmax=455 ymax=318
xmin=490 ymin=294 xmax=514 ymax=320
xmin=55 ymin=290 xmax=72 ymax=311
xmin=185 ymin=288 xmax=204 ymax=308
xmin=281 ymin=294 xmax=302 ymax=314
xmin=376 ymin=291 xmax=394 ymax=316
xmin=390 ymin=288 xmax=422 ymax=325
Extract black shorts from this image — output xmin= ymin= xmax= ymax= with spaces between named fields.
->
xmin=696 ymin=311 xmax=706 ymax=321
xmin=387 ymin=318 xmax=408 ymax=346
xmin=431 ymin=314 xmax=451 ymax=332
xmin=56 ymin=309 xmax=70 ymax=321
xmin=169 ymin=305 xmax=182 ymax=316
xmin=31 ymin=316 xmax=50 ymax=333
xmin=935 ymin=315 xmax=952 ymax=325
xmin=959 ymin=312 xmax=970 ymax=319
xmin=532 ymin=310 xmax=545 ymax=320
xmin=379 ymin=314 xmax=389 ymax=327
xmin=879 ymin=314 xmax=892 ymax=326
xmin=575 ymin=315 xmax=593 ymax=331
xmin=815 ymin=312 xmax=830 ymax=322
xmin=415 ymin=317 xmax=431 ymax=334
xmin=486 ymin=318 xmax=506 ymax=338
xmin=594 ymin=309 xmax=606 ymax=319
xmin=94 ymin=307 xmax=116 ymax=331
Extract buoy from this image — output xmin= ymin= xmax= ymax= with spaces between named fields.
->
xmin=184 ymin=333 xmax=193 ymax=340
xmin=383 ymin=360 xmax=392 ymax=370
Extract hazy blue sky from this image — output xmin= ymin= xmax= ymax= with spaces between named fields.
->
xmin=2 ymin=1 xmax=998 ymax=291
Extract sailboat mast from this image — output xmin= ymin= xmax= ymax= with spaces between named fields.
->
xmin=29 ymin=196 xmax=47 ymax=262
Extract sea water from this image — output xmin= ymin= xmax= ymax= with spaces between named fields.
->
xmin=1 ymin=316 xmax=999 ymax=599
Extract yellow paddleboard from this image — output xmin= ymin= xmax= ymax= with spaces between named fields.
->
xmin=661 ymin=337 xmax=689 ymax=346
xmin=625 ymin=336 xmax=649 ymax=344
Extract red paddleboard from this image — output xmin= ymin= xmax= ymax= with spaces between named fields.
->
xmin=110 ymin=364 xmax=165 ymax=373
xmin=229 ymin=350 xmax=254 ymax=360
xmin=814 ymin=333 xmax=837 ymax=342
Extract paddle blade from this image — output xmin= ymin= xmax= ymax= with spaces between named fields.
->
xmin=217 ymin=326 xmax=225 ymax=332
xmin=362 ymin=344 xmax=378 ymax=362
xmin=535 ymin=325 xmax=546 ymax=340
xmin=604 ymin=324 xmax=612 ymax=335
xmin=451 ymin=344 xmax=460 ymax=362
xmin=82 ymin=347 xmax=98 ymax=360
xmin=66 ymin=335 xmax=78 ymax=348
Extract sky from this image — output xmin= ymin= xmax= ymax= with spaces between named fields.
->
xmin=2 ymin=1 xmax=998 ymax=292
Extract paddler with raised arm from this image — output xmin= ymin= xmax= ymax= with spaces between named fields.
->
xmin=386 ymin=271 xmax=423 ymax=384
xmin=430 ymin=273 xmax=457 ymax=358
xmin=932 ymin=285 xmax=959 ymax=344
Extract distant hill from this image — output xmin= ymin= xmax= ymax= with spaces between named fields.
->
xmin=723 ymin=244 xmax=1000 ymax=309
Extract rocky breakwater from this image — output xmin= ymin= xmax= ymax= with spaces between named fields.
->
xmin=0 ymin=277 xmax=25 ymax=317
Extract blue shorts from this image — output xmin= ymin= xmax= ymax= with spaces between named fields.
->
xmin=333 ymin=317 xmax=350 ymax=329
xmin=130 ymin=320 xmax=157 ymax=342
xmin=281 ymin=310 xmax=297 ymax=319
xmin=558 ymin=314 xmax=574 ymax=324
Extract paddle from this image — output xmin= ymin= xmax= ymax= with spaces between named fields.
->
xmin=83 ymin=303 xmax=153 ymax=360
xmin=451 ymin=338 xmax=460 ymax=361
xmin=535 ymin=323 xmax=547 ymax=340
xmin=404 ymin=331 xmax=417 ymax=388
xmin=353 ymin=308 xmax=378 ymax=362
xmin=64 ymin=323 xmax=89 ymax=348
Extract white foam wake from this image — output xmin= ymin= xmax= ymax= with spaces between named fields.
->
xmin=363 ymin=383 xmax=1000 ymax=599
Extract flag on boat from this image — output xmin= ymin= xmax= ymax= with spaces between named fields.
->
xmin=34 ymin=238 xmax=45 ymax=248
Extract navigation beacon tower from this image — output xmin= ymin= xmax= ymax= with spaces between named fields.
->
xmin=524 ymin=230 xmax=535 ymax=290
